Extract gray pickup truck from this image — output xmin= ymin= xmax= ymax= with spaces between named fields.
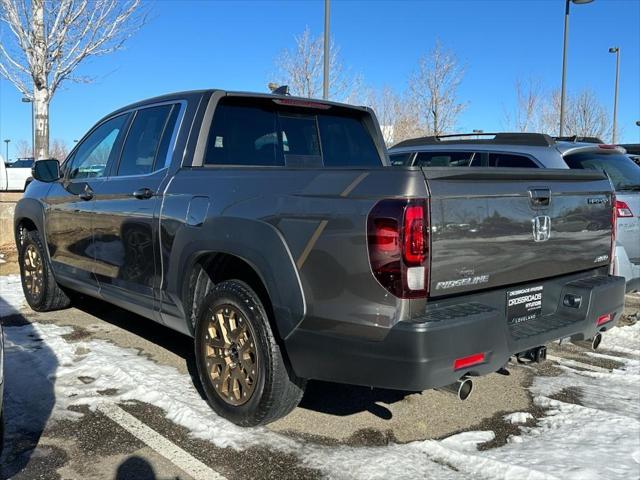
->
xmin=15 ymin=90 xmax=625 ymax=426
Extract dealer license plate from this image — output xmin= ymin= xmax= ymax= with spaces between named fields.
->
xmin=507 ymin=286 xmax=543 ymax=325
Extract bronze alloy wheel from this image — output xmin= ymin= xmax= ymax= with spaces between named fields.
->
xmin=23 ymin=244 xmax=44 ymax=301
xmin=203 ymin=305 xmax=258 ymax=406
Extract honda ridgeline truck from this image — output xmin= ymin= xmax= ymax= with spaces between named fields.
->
xmin=15 ymin=90 xmax=625 ymax=426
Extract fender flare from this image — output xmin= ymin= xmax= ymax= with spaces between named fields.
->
xmin=167 ymin=216 xmax=305 ymax=339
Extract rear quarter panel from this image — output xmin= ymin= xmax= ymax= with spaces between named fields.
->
xmin=160 ymin=167 xmax=429 ymax=340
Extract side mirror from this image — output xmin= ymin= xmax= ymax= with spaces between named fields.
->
xmin=32 ymin=159 xmax=61 ymax=182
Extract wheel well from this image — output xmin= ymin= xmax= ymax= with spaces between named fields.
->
xmin=185 ymin=253 xmax=276 ymax=336
xmin=16 ymin=217 xmax=37 ymax=247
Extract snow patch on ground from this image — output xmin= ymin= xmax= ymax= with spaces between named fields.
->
xmin=1 ymin=275 xmax=640 ymax=479
xmin=503 ymin=412 xmax=533 ymax=424
xmin=0 ymin=274 xmax=24 ymax=317
xmin=601 ymin=321 xmax=640 ymax=355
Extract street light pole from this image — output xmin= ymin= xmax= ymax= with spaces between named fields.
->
xmin=559 ymin=0 xmax=594 ymax=136
xmin=323 ymin=0 xmax=330 ymax=100
xmin=609 ymin=47 xmax=620 ymax=144
xmin=3 ymin=139 xmax=9 ymax=162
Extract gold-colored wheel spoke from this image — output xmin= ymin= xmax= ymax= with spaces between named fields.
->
xmin=23 ymin=245 xmax=43 ymax=298
xmin=204 ymin=305 xmax=258 ymax=406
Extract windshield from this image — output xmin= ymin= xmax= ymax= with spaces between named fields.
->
xmin=563 ymin=152 xmax=640 ymax=191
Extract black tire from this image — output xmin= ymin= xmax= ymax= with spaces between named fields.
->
xmin=195 ymin=280 xmax=305 ymax=426
xmin=18 ymin=230 xmax=71 ymax=312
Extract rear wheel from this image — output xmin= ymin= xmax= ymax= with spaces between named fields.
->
xmin=18 ymin=230 xmax=70 ymax=312
xmin=194 ymin=280 xmax=305 ymax=426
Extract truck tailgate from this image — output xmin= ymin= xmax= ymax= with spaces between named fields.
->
xmin=423 ymin=168 xmax=613 ymax=297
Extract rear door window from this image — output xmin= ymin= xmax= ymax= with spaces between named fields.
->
xmin=564 ymin=152 xmax=640 ymax=191
xmin=488 ymin=153 xmax=539 ymax=168
xmin=204 ymin=97 xmax=382 ymax=168
xmin=117 ymin=104 xmax=178 ymax=176
xmin=414 ymin=151 xmax=475 ymax=167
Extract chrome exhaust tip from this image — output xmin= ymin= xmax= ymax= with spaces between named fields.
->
xmin=572 ymin=332 xmax=602 ymax=351
xmin=439 ymin=378 xmax=473 ymax=401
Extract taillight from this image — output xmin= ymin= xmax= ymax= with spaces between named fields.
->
xmin=596 ymin=313 xmax=612 ymax=326
xmin=367 ymin=199 xmax=430 ymax=298
xmin=615 ymin=200 xmax=634 ymax=218
xmin=403 ymin=205 xmax=426 ymax=265
xmin=610 ymin=193 xmax=617 ymax=275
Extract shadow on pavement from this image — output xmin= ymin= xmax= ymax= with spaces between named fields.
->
xmin=70 ymin=294 xmax=414 ymax=421
xmin=0 ymin=299 xmax=58 ymax=479
xmin=299 ymin=381 xmax=412 ymax=420
xmin=115 ymin=455 xmax=159 ymax=480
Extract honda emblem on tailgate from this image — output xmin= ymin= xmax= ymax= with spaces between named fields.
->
xmin=532 ymin=216 xmax=551 ymax=242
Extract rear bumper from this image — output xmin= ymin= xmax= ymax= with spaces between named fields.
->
xmin=614 ymin=245 xmax=640 ymax=292
xmin=285 ymin=272 xmax=626 ymax=391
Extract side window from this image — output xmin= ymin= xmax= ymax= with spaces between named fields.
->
xmin=489 ymin=153 xmax=538 ymax=168
xmin=68 ymin=114 xmax=128 ymax=180
xmin=389 ymin=153 xmax=413 ymax=166
xmin=414 ymin=151 xmax=474 ymax=167
xmin=117 ymin=104 xmax=177 ymax=176
xmin=204 ymin=102 xmax=282 ymax=167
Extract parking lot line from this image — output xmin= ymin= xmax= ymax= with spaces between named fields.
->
xmin=98 ymin=403 xmax=227 ymax=480
xmin=547 ymin=354 xmax=612 ymax=373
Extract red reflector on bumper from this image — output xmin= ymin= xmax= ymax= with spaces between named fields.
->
xmin=454 ymin=353 xmax=485 ymax=371
xmin=596 ymin=314 xmax=612 ymax=326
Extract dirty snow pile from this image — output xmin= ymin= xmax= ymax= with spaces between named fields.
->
xmin=1 ymin=274 xmax=639 ymax=479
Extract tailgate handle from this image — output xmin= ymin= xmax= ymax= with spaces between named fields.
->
xmin=529 ymin=188 xmax=550 ymax=207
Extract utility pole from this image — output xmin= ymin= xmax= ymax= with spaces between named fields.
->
xmin=323 ymin=0 xmax=330 ymax=100
xmin=3 ymin=139 xmax=10 ymax=162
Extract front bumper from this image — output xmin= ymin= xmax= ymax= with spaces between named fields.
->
xmin=285 ymin=272 xmax=626 ymax=391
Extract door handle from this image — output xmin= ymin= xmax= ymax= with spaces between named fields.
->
xmin=133 ymin=187 xmax=154 ymax=200
xmin=79 ymin=185 xmax=93 ymax=201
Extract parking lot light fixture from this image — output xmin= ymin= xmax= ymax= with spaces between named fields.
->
xmin=559 ymin=0 xmax=594 ymax=137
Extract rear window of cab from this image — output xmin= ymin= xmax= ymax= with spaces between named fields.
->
xmin=203 ymin=97 xmax=383 ymax=168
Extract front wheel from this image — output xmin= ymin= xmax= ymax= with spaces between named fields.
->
xmin=194 ymin=280 xmax=305 ymax=426
xmin=18 ymin=230 xmax=70 ymax=312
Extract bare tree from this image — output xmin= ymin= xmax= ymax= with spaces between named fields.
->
xmin=505 ymin=77 xmax=545 ymax=132
xmin=49 ymin=138 xmax=69 ymax=161
xmin=14 ymin=139 xmax=31 ymax=158
xmin=365 ymin=86 xmax=423 ymax=146
xmin=408 ymin=40 xmax=466 ymax=136
xmin=0 ymin=0 xmax=145 ymax=159
xmin=272 ymin=26 xmax=359 ymax=101
xmin=505 ymin=82 xmax=610 ymax=139
xmin=564 ymin=89 xmax=610 ymax=139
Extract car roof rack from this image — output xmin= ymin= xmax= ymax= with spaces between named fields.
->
xmin=392 ymin=132 xmax=555 ymax=149
xmin=553 ymin=135 xmax=604 ymax=144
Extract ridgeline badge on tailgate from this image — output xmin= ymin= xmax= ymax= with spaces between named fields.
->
xmin=532 ymin=215 xmax=551 ymax=242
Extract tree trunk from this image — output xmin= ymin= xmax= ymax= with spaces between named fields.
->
xmin=34 ymin=88 xmax=49 ymax=159
xmin=32 ymin=0 xmax=49 ymax=159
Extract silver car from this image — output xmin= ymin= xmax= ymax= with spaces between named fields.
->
xmin=389 ymin=133 xmax=640 ymax=292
